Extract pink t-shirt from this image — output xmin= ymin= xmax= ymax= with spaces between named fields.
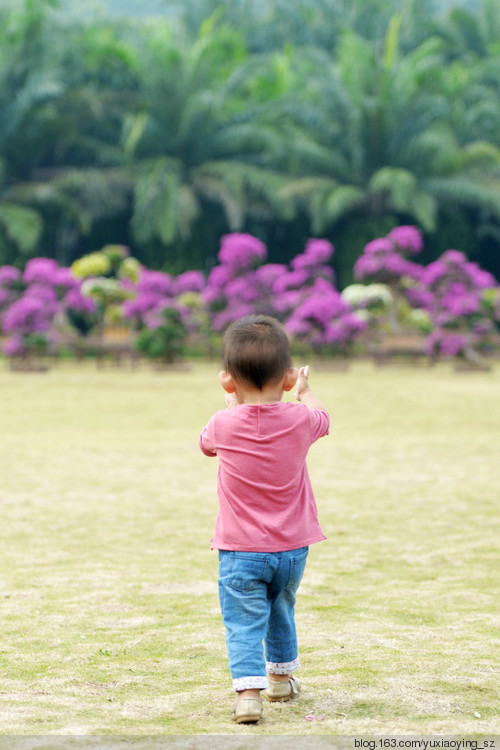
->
xmin=200 ymin=401 xmax=329 ymax=552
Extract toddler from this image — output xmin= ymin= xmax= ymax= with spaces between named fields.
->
xmin=200 ymin=314 xmax=329 ymax=723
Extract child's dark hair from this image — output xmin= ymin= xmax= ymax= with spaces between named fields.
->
xmin=223 ymin=315 xmax=291 ymax=391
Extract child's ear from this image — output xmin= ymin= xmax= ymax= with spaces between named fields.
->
xmin=218 ymin=370 xmax=236 ymax=393
xmin=283 ymin=367 xmax=298 ymax=392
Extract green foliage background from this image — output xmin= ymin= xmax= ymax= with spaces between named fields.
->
xmin=1 ymin=0 xmax=500 ymax=286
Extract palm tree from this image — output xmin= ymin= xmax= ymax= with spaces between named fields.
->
xmin=0 ymin=0 xmax=136 ymax=265
xmin=276 ymin=20 xmax=500 ymax=284
xmin=428 ymin=0 xmax=500 ymax=276
xmin=124 ymin=20 xmax=292 ymax=269
xmin=430 ymin=0 xmax=500 ymax=63
xmin=168 ymin=0 xmax=435 ymax=56
xmin=30 ymin=14 xmax=141 ymax=264
xmin=0 ymin=0 xmax=61 ymax=264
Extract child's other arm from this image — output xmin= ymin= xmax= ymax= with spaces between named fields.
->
xmin=200 ymin=416 xmax=217 ymax=456
xmin=224 ymin=392 xmax=239 ymax=409
xmin=295 ymin=366 xmax=328 ymax=412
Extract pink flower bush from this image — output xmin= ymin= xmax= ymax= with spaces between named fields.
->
xmin=421 ymin=250 xmax=499 ymax=358
xmin=3 ymin=295 xmax=55 ymax=336
xmin=2 ymin=334 xmax=26 ymax=357
xmin=121 ymin=268 xmax=176 ymax=328
xmin=0 ymin=266 xmax=22 ymax=286
xmin=0 ymin=266 xmax=22 ymax=317
xmin=1 ymin=228 xmax=498 ymax=364
xmin=122 ymin=266 xmax=197 ymax=338
xmin=387 ymin=225 xmax=424 ymax=255
xmin=0 ymin=257 xmax=105 ymax=356
xmin=2 ymin=290 xmax=59 ymax=359
xmin=348 ymin=226 xmax=500 ymax=360
xmin=64 ymin=287 xmax=97 ymax=315
xmin=425 ymin=331 xmax=469 ymax=358
xmin=354 ymin=227 xmax=424 ymax=286
xmin=217 ymin=233 xmax=267 ymax=271
xmin=203 ymin=234 xmax=280 ymax=330
xmin=23 ymin=257 xmax=59 ymax=285
xmin=285 ymin=278 xmax=366 ymax=350
xmin=173 ymin=270 xmax=205 ymax=295
xmin=202 ymin=233 xmax=364 ymax=351
xmin=291 ymin=239 xmax=335 ymax=276
xmin=137 ymin=269 xmax=175 ymax=296
xmin=2 ymin=259 xmax=75 ymax=357
xmin=123 ymin=291 xmax=160 ymax=323
xmin=353 ymin=226 xmax=430 ymax=335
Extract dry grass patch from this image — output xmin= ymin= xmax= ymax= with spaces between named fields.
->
xmin=0 ymin=360 xmax=499 ymax=736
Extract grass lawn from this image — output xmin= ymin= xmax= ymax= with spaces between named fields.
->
xmin=0 ymin=358 xmax=499 ymax=738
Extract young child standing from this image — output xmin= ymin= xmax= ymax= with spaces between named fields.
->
xmin=199 ymin=314 xmax=329 ymax=724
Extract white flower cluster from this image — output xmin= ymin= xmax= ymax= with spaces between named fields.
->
xmin=341 ymin=283 xmax=393 ymax=307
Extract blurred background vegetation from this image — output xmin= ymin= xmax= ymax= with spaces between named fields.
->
xmin=1 ymin=0 xmax=500 ymax=286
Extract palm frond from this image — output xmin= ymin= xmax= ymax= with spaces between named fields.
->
xmin=193 ymin=172 xmax=244 ymax=229
xmin=312 ymin=185 xmax=366 ymax=233
xmin=51 ymin=167 xmax=133 ymax=221
xmin=4 ymin=74 xmax=63 ymax=137
xmin=0 ymin=201 xmax=43 ymax=254
xmin=369 ymin=167 xmax=418 ymax=212
xmin=196 ymin=160 xmax=292 ymax=223
xmin=278 ymin=176 xmax=339 ymax=204
xmin=132 ymin=158 xmax=181 ymax=245
xmin=462 ymin=140 xmax=500 ymax=168
xmin=122 ymin=112 xmax=149 ymax=158
xmin=423 ymin=175 xmax=500 ymax=219
xmin=401 ymin=127 xmax=462 ymax=175
xmin=177 ymin=185 xmax=201 ymax=240
xmin=409 ymin=191 xmax=438 ymax=232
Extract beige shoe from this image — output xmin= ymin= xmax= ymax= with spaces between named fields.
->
xmin=264 ymin=675 xmax=301 ymax=702
xmin=231 ymin=697 xmax=263 ymax=724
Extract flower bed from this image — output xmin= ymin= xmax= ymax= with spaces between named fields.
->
xmin=1 ymin=229 xmax=499 ymax=369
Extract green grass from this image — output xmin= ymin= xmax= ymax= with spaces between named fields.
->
xmin=0 ymin=359 xmax=499 ymax=736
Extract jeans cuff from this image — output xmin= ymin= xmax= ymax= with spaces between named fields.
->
xmin=233 ymin=676 xmax=269 ymax=692
xmin=266 ymin=657 xmax=300 ymax=675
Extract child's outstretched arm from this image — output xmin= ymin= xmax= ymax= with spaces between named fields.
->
xmin=224 ymin=392 xmax=239 ymax=409
xmin=295 ymin=366 xmax=328 ymax=412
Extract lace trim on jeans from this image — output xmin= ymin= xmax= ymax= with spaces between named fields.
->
xmin=233 ymin=675 xmax=269 ymax=692
xmin=265 ymin=657 xmax=300 ymax=675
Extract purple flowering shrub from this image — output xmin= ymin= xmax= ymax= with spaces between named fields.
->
xmin=203 ymin=235 xmax=366 ymax=352
xmin=0 ymin=267 xmax=23 ymax=321
xmin=278 ymin=241 xmax=366 ymax=352
xmin=1 ymin=258 xmax=86 ymax=358
xmin=353 ymin=227 xmax=500 ymax=359
xmin=121 ymin=265 xmax=208 ymax=360
xmin=121 ymin=268 xmax=196 ymax=362
xmin=421 ymin=250 xmax=500 ymax=360
xmin=2 ymin=296 xmax=56 ymax=357
xmin=1 ymin=228 xmax=499 ymax=365
xmin=286 ymin=278 xmax=366 ymax=351
xmin=202 ymin=233 xmax=282 ymax=331
xmin=354 ymin=226 xmax=427 ymax=333
xmin=122 ymin=269 xmax=176 ymax=328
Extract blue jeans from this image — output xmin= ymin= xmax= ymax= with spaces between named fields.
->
xmin=218 ymin=547 xmax=309 ymax=691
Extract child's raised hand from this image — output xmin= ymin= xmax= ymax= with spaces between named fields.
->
xmin=295 ymin=365 xmax=311 ymax=401
xmin=224 ymin=392 xmax=239 ymax=409
xmin=295 ymin=365 xmax=328 ymax=411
